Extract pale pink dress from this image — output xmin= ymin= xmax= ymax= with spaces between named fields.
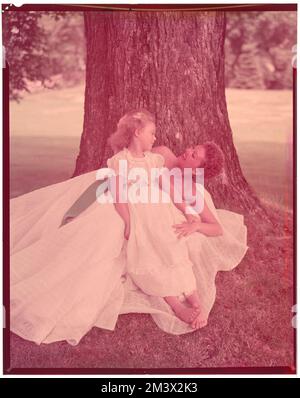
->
xmin=9 ymin=148 xmax=249 ymax=345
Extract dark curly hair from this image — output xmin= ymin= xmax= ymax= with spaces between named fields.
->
xmin=202 ymin=141 xmax=225 ymax=179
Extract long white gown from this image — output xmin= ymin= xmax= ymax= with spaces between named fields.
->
xmin=10 ymin=149 xmax=249 ymax=345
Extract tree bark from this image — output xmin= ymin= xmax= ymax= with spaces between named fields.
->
xmin=73 ymin=10 xmax=270 ymax=220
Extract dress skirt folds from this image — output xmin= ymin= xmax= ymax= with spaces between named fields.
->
xmin=10 ymin=149 xmax=249 ymax=345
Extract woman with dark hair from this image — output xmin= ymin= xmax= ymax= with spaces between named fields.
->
xmin=152 ymin=141 xmax=225 ymax=180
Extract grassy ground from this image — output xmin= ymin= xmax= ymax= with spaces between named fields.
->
xmin=8 ymin=87 xmax=294 ymax=371
xmin=9 ymin=207 xmax=294 ymax=369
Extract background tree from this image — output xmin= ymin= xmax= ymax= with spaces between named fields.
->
xmin=40 ymin=12 xmax=85 ymax=87
xmin=73 ymin=10 xmax=270 ymax=219
xmin=2 ymin=11 xmax=85 ymax=101
xmin=3 ymin=10 xmax=296 ymax=100
xmin=225 ymin=11 xmax=296 ymax=89
xmin=3 ymin=11 xmax=50 ymax=101
xmin=3 ymin=9 xmax=295 ymax=218
xmin=231 ymin=43 xmax=265 ymax=89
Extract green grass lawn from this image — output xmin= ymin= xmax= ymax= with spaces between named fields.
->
xmin=235 ymin=140 xmax=293 ymax=211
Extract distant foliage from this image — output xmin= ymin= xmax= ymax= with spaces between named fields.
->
xmin=225 ymin=12 xmax=296 ymax=89
xmin=40 ymin=13 xmax=85 ymax=87
xmin=2 ymin=10 xmax=297 ymax=101
xmin=3 ymin=11 xmax=85 ymax=101
xmin=3 ymin=11 xmax=50 ymax=101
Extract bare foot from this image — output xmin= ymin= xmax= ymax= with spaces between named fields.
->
xmin=184 ymin=290 xmax=201 ymax=309
xmin=164 ymin=295 xmax=204 ymax=329
xmin=172 ymin=302 xmax=201 ymax=325
xmin=191 ymin=313 xmax=207 ymax=330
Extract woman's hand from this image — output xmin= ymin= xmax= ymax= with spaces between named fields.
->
xmin=184 ymin=214 xmax=200 ymax=224
xmin=124 ymin=222 xmax=131 ymax=240
xmin=173 ymin=221 xmax=200 ymax=239
xmin=174 ymin=220 xmax=223 ymax=238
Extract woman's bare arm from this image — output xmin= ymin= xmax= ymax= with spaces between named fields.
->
xmin=173 ymin=194 xmax=223 ymax=237
xmin=193 ymin=195 xmax=223 ymax=236
xmin=152 ymin=145 xmax=222 ymax=236
xmin=151 ymin=146 xmax=178 ymax=169
xmin=196 ymin=220 xmax=223 ymax=237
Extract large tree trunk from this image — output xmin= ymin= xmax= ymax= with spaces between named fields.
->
xmin=73 ymin=10 xmax=270 ymax=219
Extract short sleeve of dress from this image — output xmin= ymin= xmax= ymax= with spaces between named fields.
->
xmin=106 ymin=150 xmax=127 ymax=176
xmin=151 ymin=153 xmax=165 ymax=168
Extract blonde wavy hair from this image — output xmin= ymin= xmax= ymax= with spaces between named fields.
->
xmin=108 ymin=109 xmax=155 ymax=154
